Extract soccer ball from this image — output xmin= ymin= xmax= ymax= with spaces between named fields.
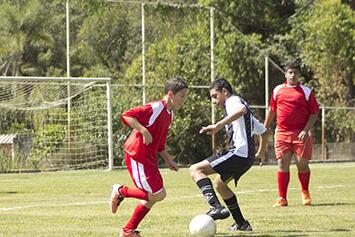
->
xmin=189 ymin=214 xmax=216 ymax=237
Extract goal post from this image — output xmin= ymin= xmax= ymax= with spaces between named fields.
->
xmin=0 ymin=76 xmax=113 ymax=172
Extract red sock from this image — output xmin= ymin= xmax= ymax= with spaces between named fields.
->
xmin=277 ymin=171 xmax=290 ymax=199
xmin=120 ymin=185 xmax=149 ymax=201
xmin=124 ymin=204 xmax=150 ymax=231
xmin=298 ymin=171 xmax=310 ymax=192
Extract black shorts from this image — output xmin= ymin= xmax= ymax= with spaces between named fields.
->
xmin=207 ymin=151 xmax=254 ymax=183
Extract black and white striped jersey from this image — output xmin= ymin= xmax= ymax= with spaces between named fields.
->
xmin=224 ymin=95 xmax=267 ymax=158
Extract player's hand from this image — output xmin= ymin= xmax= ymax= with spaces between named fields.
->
xmin=199 ymin=124 xmax=219 ymax=135
xmin=265 ymin=128 xmax=273 ymax=136
xmin=141 ymin=129 xmax=153 ymax=145
xmin=298 ymin=130 xmax=308 ymax=142
xmin=255 ymin=151 xmax=265 ymax=166
xmin=255 ymin=151 xmax=265 ymax=160
xmin=165 ymin=159 xmax=179 ymax=171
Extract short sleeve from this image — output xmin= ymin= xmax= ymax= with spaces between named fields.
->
xmin=253 ymin=116 xmax=267 ymax=135
xmin=307 ymin=91 xmax=320 ymax=114
xmin=225 ymin=96 xmax=245 ymax=116
xmin=120 ymin=103 xmax=153 ymax=127
xmin=269 ymin=92 xmax=277 ymax=112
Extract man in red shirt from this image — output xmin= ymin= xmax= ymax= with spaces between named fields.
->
xmin=264 ymin=61 xmax=319 ymax=207
xmin=110 ymin=77 xmax=188 ymax=237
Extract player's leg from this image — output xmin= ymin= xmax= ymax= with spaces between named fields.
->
xmin=214 ymin=177 xmax=252 ymax=231
xmin=273 ymin=131 xmax=293 ymax=207
xmin=120 ymin=201 xmax=149 ymax=237
xmin=190 ymin=159 xmax=216 ymax=181
xmin=121 ymin=189 xmax=166 ymax=237
xmin=294 ymin=135 xmax=313 ymax=205
xmin=189 ymin=155 xmax=229 ymax=220
xmin=110 ymin=154 xmax=150 ymax=214
xmin=114 ymin=154 xmax=165 ymax=236
xmin=273 ymin=152 xmax=292 ymax=207
xmin=214 ymin=156 xmax=253 ymax=231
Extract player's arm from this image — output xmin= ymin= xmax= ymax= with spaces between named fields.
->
xmin=264 ymin=109 xmax=276 ymax=129
xmin=253 ymin=116 xmax=271 ymax=162
xmin=121 ymin=115 xmax=152 ymax=145
xmin=200 ymin=105 xmax=247 ymax=135
xmin=299 ymin=91 xmax=320 ymax=141
xmin=264 ymin=91 xmax=277 ymax=129
xmin=298 ymin=112 xmax=319 ymax=141
xmin=159 ymin=150 xmax=179 ymax=171
xmin=255 ymin=128 xmax=271 ymax=162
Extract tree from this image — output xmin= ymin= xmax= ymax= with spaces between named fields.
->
xmin=0 ymin=0 xmax=66 ymax=76
xmin=200 ymin=0 xmax=296 ymax=37
xmin=300 ymin=0 xmax=355 ymax=142
xmin=300 ymin=0 xmax=354 ymax=108
xmin=123 ymin=6 xmax=214 ymax=163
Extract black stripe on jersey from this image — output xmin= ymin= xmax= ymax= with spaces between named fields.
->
xmin=224 ymin=97 xmax=255 ymax=158
xmin=240 ymin=98 xmax=255 ymax=158
xmin=243 ymin=112 xmax=255 ymax=158
xmin=224 ymin=110 xmax=234 ymax=149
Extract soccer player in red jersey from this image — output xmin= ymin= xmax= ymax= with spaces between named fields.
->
xmin=264 ymin=61 xmax=319 ymax=207
xmin=110 ymin=77 xmax=188 ymax=237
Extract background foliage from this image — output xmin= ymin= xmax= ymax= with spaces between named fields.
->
xmin=0 ymin=0 xmax=354 ymax=167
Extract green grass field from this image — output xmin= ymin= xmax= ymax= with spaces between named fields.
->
xmin=1 ymin=163 xmax=355 ymax=237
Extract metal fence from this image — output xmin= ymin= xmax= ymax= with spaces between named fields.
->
xmin=65 ymin=1 xmax=355 ymax=164
xmin=0 ymin=1 xmax=353 ymax=172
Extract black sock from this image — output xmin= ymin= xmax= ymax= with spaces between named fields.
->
xmin=196 ymin=178 xmax=221 ymax=207
xmin=224 ymin=195 xmax=245 ymax=225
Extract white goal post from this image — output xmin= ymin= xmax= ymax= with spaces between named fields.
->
xmin=0 ymin=76 xmax=113 ymax=172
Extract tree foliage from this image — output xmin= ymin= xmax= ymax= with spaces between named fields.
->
xmin=300 ymin=1 xmax=355 ymax=107
xmin=0 ymin=0 xmax=66 ymax=76
xmin=0 ymin=0 xmax=354 ymax=166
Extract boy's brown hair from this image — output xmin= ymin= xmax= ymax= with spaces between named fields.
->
xmin=284 ymin=60 xmax=301 ymax=71
xmin=164 ymin=76 xmax=188 ymax=94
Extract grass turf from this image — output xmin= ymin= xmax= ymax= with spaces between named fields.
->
xmin=0 ymin=163 xmax=354 ymax=237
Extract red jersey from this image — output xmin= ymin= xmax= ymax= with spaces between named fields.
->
xmin=270 ymin=83 xmax=319 ymax=132
xmin=120 ymin=99 xmax=172 ymax=162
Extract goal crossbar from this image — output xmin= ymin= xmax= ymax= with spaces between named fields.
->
xmin=0 ymin=76 xmax=111 ymax=82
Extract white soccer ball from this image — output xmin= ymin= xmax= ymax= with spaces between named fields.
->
xmin=189 ymin=214 xmax=216 ymax=237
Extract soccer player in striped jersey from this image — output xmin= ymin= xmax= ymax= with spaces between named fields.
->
xmin=264 ymin=60 xmax=319 ymax=207
xmin=110 ymin=77 xmax=188 ymax=237
xmin=190 ymin=77 xmax=270 ymax=232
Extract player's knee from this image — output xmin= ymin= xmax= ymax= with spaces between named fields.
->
xmin=150 ymin=189 xmax=166 ymax=202
xmin=156 ymin=191 xmax=166 ymax=202
xmin=189 ymin=164 xmax=199 ymax=177
xmin=278 ymin=159 xmax=290 ymax=171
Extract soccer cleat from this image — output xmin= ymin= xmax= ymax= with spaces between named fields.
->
xmin=206 ymin=206 xmax=230 ymax=220
xmin=110 ymin=184 xmax=124 ymax=214
xmin=119 ymin=228 xmax=142 ymax=237
xmin=228 ymin=220 xmax=253 ymax=231
xmin=302 ymin=191 xmax=312 ymax=205
xmin=272 ymin=198 xmax=288 ymax=207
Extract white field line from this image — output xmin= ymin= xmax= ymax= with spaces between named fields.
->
xmin=0 ymin=184 xmax=349 ymax=212
xmin=0 ymin=201 xmax=104 ymax=211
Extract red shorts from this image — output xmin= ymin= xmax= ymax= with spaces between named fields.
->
xmin=274 ymin=130 xmax=313 ymax=160
xmin=125 ymin=153 xmax=164 ymax=194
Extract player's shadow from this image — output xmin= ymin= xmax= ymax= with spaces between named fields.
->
xmin=0 ymin=191 xmax=18 ymax=194
xmin=311 ymin=202 xmax=354 ymax=207
xmin=215 ymin=227 xmax=351 ymax=237
xmin=215 ymin=229 xmax=317 ymax=237
xmin=215 ymin=234 xmax=307 ymax=237
xmin=216 ymin=230 xmax=308 ymax=237
xmin=330 ymin=228 xmax=351 ymax=232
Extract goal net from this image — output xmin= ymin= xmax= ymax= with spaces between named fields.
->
xmin=0 ymin=77 xmax=112 ymax=172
